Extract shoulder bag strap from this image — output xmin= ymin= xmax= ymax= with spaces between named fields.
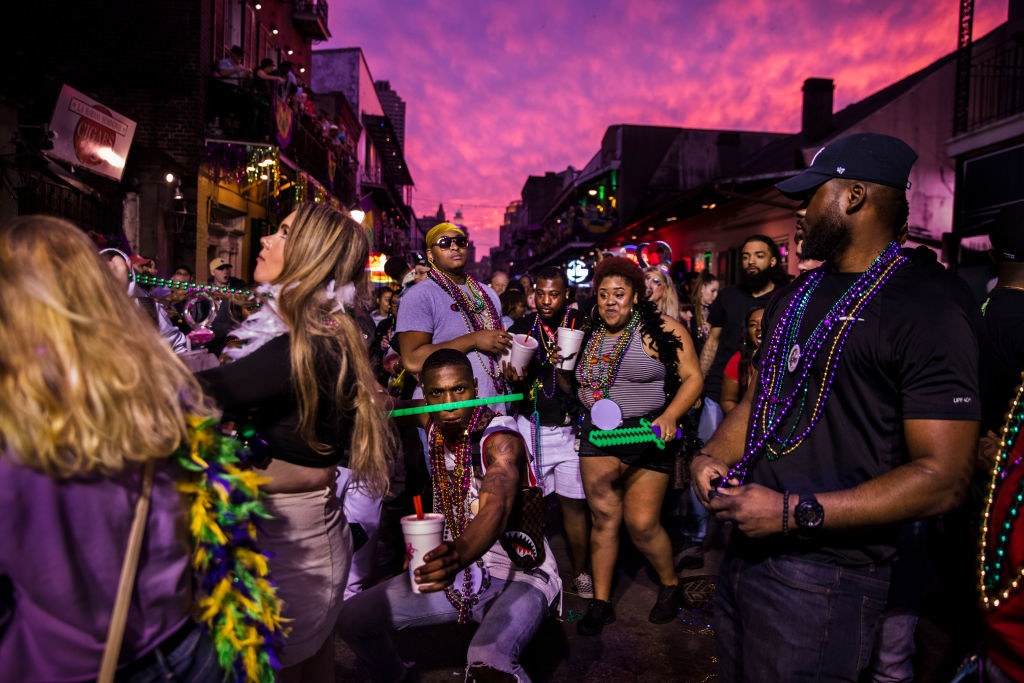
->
xmin=98 ymin=459 xmax=156 ymax=683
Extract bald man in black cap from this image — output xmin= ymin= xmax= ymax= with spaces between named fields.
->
xmin=691 ymin=133 xmax=981 ymax=681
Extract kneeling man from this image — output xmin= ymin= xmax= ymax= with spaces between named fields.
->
xmin=337 ymin=348 xmax=560 ymax=682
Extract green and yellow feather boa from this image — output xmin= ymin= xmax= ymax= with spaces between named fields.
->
xmin=173 ymin=416 xmax=287 ymax=682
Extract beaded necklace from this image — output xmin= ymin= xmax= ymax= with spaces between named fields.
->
xmin=726 ymin=242 xmax=906 ymax=484
xmin=979 ymin=373 xmax=1024 ymax=611
xmin=429 ymin=269 xmax=508 ymax=393
xmin=429 ymin=406 xmax=489 ymax=622
xmin=135 ymin=274 xmax=270 ymax=301
xmin=577 ymin=311 xmax=642 ymax=409
xmin=527 ymin=310 xmax=568 ymax=485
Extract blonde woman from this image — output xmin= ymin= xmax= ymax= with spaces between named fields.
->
xmin=197 ymin=202 xmax=394 ymax=681
xmin=0 ymin=216 xmax=221 ymax=681
xmin=644 ymin=266 xmax=680 ymax=321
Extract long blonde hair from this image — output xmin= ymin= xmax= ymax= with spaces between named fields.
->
xmin=644 ymin=266 xmax=679 ymax=320
xmin=0 ymin=216 xmax=215 ymax=478
xmin=274 ymin=203 xmax=393 ymax=496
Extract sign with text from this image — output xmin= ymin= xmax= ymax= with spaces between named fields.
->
xmin=48 ymin=84 xmax=136 ymax=181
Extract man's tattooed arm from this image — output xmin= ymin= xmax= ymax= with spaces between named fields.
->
xmin=414 ymin=431 xmax=526 ymax=592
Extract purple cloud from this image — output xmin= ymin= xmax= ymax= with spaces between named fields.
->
xmin=325 ymin=0 xmax=1006 ymax=253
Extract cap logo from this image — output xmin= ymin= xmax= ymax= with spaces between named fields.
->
xmin=811 ymin=147 xmax=826 ymax=166
xmin=836 ymin=166 xmax=846 ymax=174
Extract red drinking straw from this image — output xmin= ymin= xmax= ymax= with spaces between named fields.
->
xmin=413 ymin=495 xmax=424 ymax=520
xmin=570 ymin=317 xmax=575 ymax=330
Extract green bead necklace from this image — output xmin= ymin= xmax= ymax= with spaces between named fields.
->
xmin=979 ymin=372 xmax=1024 ymax=611
xmin=135 ymin=274 xmax=271 ymax=300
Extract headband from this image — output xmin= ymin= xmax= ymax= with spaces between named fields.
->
xmin=425 ymin=222 xmax=465 ymax=250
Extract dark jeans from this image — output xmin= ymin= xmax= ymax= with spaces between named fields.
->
xmin=120 ymin=622 xmax=223 ymax=683
xmin=714 ymin=550 xmax=890 ymax=682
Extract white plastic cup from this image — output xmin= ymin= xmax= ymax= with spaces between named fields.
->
xmin=503 ymin=333 xmax=538 ymax=374
xmin=400 ymin=513 xmax=445 ymax=593
xmin=556 ymin=327 xmax=586 ymax=371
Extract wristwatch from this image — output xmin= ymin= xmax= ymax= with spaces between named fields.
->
xmin=793 ymin=493 xmax=824 ymax=531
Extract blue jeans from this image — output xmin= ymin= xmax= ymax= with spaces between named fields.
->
xmin=121 ymin=622 xmax=223 ymax=683
xmin=337 ymin=573 xmax=550 ymax=682
xmin=714 ymin=551 xmax=890 ymax=682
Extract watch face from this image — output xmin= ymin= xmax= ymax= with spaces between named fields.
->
xmin=795 ymin=497 xmax=824 ymax=528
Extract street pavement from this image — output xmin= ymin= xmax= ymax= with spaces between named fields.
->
xmin=333 ymin=495 xmax=721 ymax=682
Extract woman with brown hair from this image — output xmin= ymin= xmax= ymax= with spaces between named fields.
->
xmin=573 ymin=257 xmax=703 ymax=635
xmin=688 ymin=271 xmax=719 ymax=357
xmin=198 ymin=202 xmax=394 ymax=681
xmin=0 ymin=216 xmax=222 ymax=681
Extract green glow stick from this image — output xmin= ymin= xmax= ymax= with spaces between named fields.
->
xmin=588 ymin=418 xmax=671 ymax=450
xmin=388 ymin=393 xmax=524 ymax=417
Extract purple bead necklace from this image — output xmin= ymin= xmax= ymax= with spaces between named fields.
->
xmin=727 ymin=241 xmax=906 ymax=483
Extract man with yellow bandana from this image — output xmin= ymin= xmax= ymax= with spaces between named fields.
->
xmin=396 ymin=223 xmax=513 ymax=411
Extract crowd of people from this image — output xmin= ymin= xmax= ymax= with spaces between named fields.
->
xmin=3 ymin=131 xmax=1024 ymax=682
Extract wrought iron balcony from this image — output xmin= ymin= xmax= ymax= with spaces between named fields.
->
xmin=293 ymin=0 xmax=330 ymax=41
xmin=962 ymin=35 xmax=1024 ymax=133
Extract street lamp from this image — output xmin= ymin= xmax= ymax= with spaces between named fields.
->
xmin=349 ymin=209 xmax=365 ymax=224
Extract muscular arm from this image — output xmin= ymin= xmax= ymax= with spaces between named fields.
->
xmin=707 ymin=418 xmax=979 ymax=537
xmin=699 ymin=326 xmax=722 ymax=376
xmin=416 ymin=432 xmax=524 ymax=590
xmin=397 ymin=330 xmax=478 ymax=373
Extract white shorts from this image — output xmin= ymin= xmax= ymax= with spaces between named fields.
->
xmin=517 ymin=417 xmax=585 ymax=499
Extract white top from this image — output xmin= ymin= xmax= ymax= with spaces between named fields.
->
xmin=428 ymin=414 xmax=561 ymax=609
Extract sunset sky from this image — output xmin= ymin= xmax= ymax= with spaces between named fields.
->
xmin=325 ymin=0 xmax=1007 ymax=254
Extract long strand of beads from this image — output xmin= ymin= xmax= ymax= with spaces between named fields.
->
xmin=578 ymin=311 xmax=641 ymax=407
xmin=135 ymin=274 xmax=271 ymax=299
xmin=429 ymin=407 xmax=488 ymax=622
xmin=429 ymin=269 xmax=508 ymax=393
xmin=980 ymin=373 xmax=1024 ymax=610
xmin=727 ymin=242 xmax=906 ymax=483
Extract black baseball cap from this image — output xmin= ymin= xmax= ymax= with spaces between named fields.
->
xmin=775 ymin=133 xmax=918 ymax=199
xmin=990 ymin=203 xmax=1024 ymax=262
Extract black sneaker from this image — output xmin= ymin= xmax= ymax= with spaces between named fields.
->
xmin=577 ymin=599 xmax=615 ymax=636
xmin=649 ymin=583 xmax=683 ymax=623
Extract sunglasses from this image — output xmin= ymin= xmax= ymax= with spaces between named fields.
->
xmin=433 ymin=235 xmax=468 ymax=250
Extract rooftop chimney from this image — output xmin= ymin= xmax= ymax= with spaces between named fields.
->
xmin=801 ymin=78 xmax=834 ymax=141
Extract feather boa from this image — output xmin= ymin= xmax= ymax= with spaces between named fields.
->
xmin=174 ymin=416 xmax=286 ymax=682
xmin=221 ymin=280 xmax=357 ymax=360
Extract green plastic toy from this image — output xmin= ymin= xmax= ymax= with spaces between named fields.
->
xmin=587 ymin=418 xmax=681 ymax=450
xmin=388 ymin=393 xmax=524 ymax=417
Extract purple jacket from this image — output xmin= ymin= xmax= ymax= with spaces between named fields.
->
xmin=0 ymin=456 xmax=192 ymax=681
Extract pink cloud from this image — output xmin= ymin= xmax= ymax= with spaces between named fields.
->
xmin=326 ymin=0 xmax=1007 ymax=254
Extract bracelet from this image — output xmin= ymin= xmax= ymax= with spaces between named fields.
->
xmin=782 ymin=490 xmax=790 ymax=536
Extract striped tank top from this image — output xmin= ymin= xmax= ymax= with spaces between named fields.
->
xmin=578 ymin=327 xmax=667 ymax=419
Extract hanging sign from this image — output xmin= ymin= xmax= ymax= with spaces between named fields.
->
xmin=48 ymin=84 xmax=136 ymax=181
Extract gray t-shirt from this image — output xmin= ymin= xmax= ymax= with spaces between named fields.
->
xmin=396 ymin=277 xmax=507 ymax=407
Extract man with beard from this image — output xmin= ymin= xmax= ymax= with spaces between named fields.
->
xmin=700 ymin=235 xmax=788 ymax=417
xmin=691 ymin=132 xmax=980 ymax=681
xmin=505 ymin=267 xmax=593 ymax=598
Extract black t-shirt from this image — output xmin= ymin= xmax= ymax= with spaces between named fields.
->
xmin=983 ymin=289 xmax=1024 ymax=431
xmin=706 ymin=285 xmax=774 ymax=402
xmin=739 ymin=258 xmax=981 ymax=567
xmin=197 ymin=334 xmax=353 ymax=468
xmin=509 ymin=309 xmax=586 ymax=426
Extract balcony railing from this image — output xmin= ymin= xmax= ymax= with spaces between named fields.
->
xmin=293 ymin=0 xmax=330 ymax=40
xmin=965 ymin=37 xmax=1024 ymax=133
xmin=205 ymin=78 xmax=355 ymax=200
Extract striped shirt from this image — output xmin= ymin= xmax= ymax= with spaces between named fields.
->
xmin=578 ymin=328 xmax=666 ymax=418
